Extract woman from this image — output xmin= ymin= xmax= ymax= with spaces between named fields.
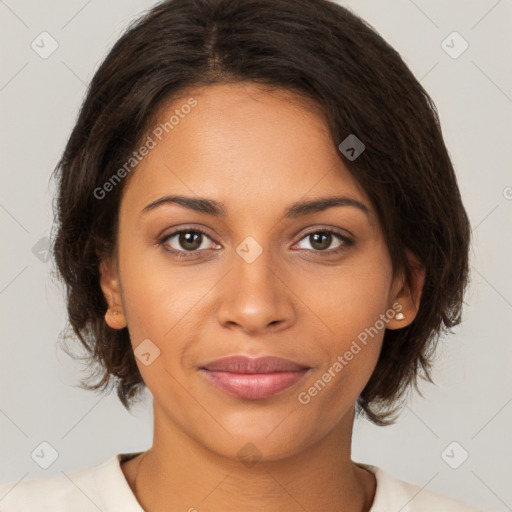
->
xmin=0 ymin=0 xmax=481 ymax=510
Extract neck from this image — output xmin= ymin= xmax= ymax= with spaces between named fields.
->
xmin=128 ymin=401 xmax=375 ymax=512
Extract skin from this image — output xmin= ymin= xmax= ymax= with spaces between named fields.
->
xmin=100 ymin=82 xmax=425 ymax=512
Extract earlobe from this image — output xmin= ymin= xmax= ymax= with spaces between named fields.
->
xmin=99 ymin=258 xmax=127 ymax=330
xmin=104 ymin=306 xmax=127 ymax=330
xmin=386 ymin=249 xmax=425 ymax=330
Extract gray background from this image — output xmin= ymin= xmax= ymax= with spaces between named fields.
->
xmin=0 ymin=0 xmax=511 ymax=510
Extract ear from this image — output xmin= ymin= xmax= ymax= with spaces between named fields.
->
xmin=386 ymin=248 xmax=425 ymax=330
xmin=99 ymin=255 xmax=127 ymax=330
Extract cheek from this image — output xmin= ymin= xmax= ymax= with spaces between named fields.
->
xmin=305 ymin=255 xmax=392 ymax=340
xmin=299 ymin=279 xmax=388 ymax=419
xmin=118 ymin=236 xmax=199 ymax=339
xmin=298 ymin=251 xmax=392 ymax=395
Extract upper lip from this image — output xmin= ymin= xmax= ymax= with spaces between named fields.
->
xmin=200 ymin=355 xmax=309 ymax=374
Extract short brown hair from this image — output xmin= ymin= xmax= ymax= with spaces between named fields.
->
xmin=51 ymin=0 xmax=471 ymax=426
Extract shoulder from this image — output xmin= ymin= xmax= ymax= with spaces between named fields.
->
xmin=0 ymin=466 xmax=99 ymax=511
xmin=359 ymin=463 xmax=483 ymax=512
xmin=0 ymin=454 xmax=139 ymax=511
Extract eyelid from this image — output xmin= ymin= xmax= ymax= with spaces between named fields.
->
xmin=297 ymin=225 xmax=354 ymax=240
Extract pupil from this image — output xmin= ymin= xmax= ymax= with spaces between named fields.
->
xmin=311 ymin=232 xmax=331 ymax=250
xmin=180 ymin=232 xmax=201 ymax=250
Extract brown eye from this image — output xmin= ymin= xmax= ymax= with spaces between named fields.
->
xmin=295 ymin=229 xmax=353 ymax=255
xmin=159 ymin=228 xmax=218 ymax=256
xmin=309 ymin=232 xmax=334 ymax=251
xmin=176 ymin=231 xmax=203 ymax=251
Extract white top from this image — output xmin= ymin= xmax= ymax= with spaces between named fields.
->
xmin=0 ymin=453 xmax=482 ymax=511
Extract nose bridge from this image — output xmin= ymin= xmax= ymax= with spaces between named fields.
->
xmin=216 ymin=231 xmax=295 ymax=332
xmin=232 ymin=232 xmax=280 ymax=299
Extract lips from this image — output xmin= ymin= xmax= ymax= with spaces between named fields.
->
xmin=201 ymin=355 xmax=308 ymax=373
xmin=199 ymin=355 xmax=310 ymax=400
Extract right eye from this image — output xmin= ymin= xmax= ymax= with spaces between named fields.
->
xmin=158 ymin=227 xmax=220 ymax=258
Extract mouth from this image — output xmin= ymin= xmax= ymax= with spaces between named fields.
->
xmin=199 ymin=355 xmax=311 ymax=400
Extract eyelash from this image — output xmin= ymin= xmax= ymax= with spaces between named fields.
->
xmin=158 ymin=226 xmax=354 ymax=260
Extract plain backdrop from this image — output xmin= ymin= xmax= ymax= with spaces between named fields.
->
xmin=0 ymin=1 xmax=511 ymax=510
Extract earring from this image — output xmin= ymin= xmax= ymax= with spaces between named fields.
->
xmin=395 ymin=312 xmax=405 ymax=320
xmin=112 ymin=309 xmax=121 ymax=316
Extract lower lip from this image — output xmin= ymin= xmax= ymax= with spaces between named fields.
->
xmin=199 ymin=369 xmax=309 ymax=400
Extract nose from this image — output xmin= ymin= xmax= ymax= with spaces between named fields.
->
xmin=216 ymin=243 xmax=296 ymax=335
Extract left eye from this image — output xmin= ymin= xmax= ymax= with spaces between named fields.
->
xmin=294 ymin=230 xmax=351 ymax=253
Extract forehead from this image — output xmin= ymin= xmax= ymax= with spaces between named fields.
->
xmin=120 ymin=82 xmax=373 ymax=220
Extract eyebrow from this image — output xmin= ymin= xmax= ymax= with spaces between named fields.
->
xmin=140 ymin=194 xmax=370 ymax=218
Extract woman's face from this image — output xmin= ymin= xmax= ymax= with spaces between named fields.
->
xmin=101 ymin=82 xmax=419 ymax=460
